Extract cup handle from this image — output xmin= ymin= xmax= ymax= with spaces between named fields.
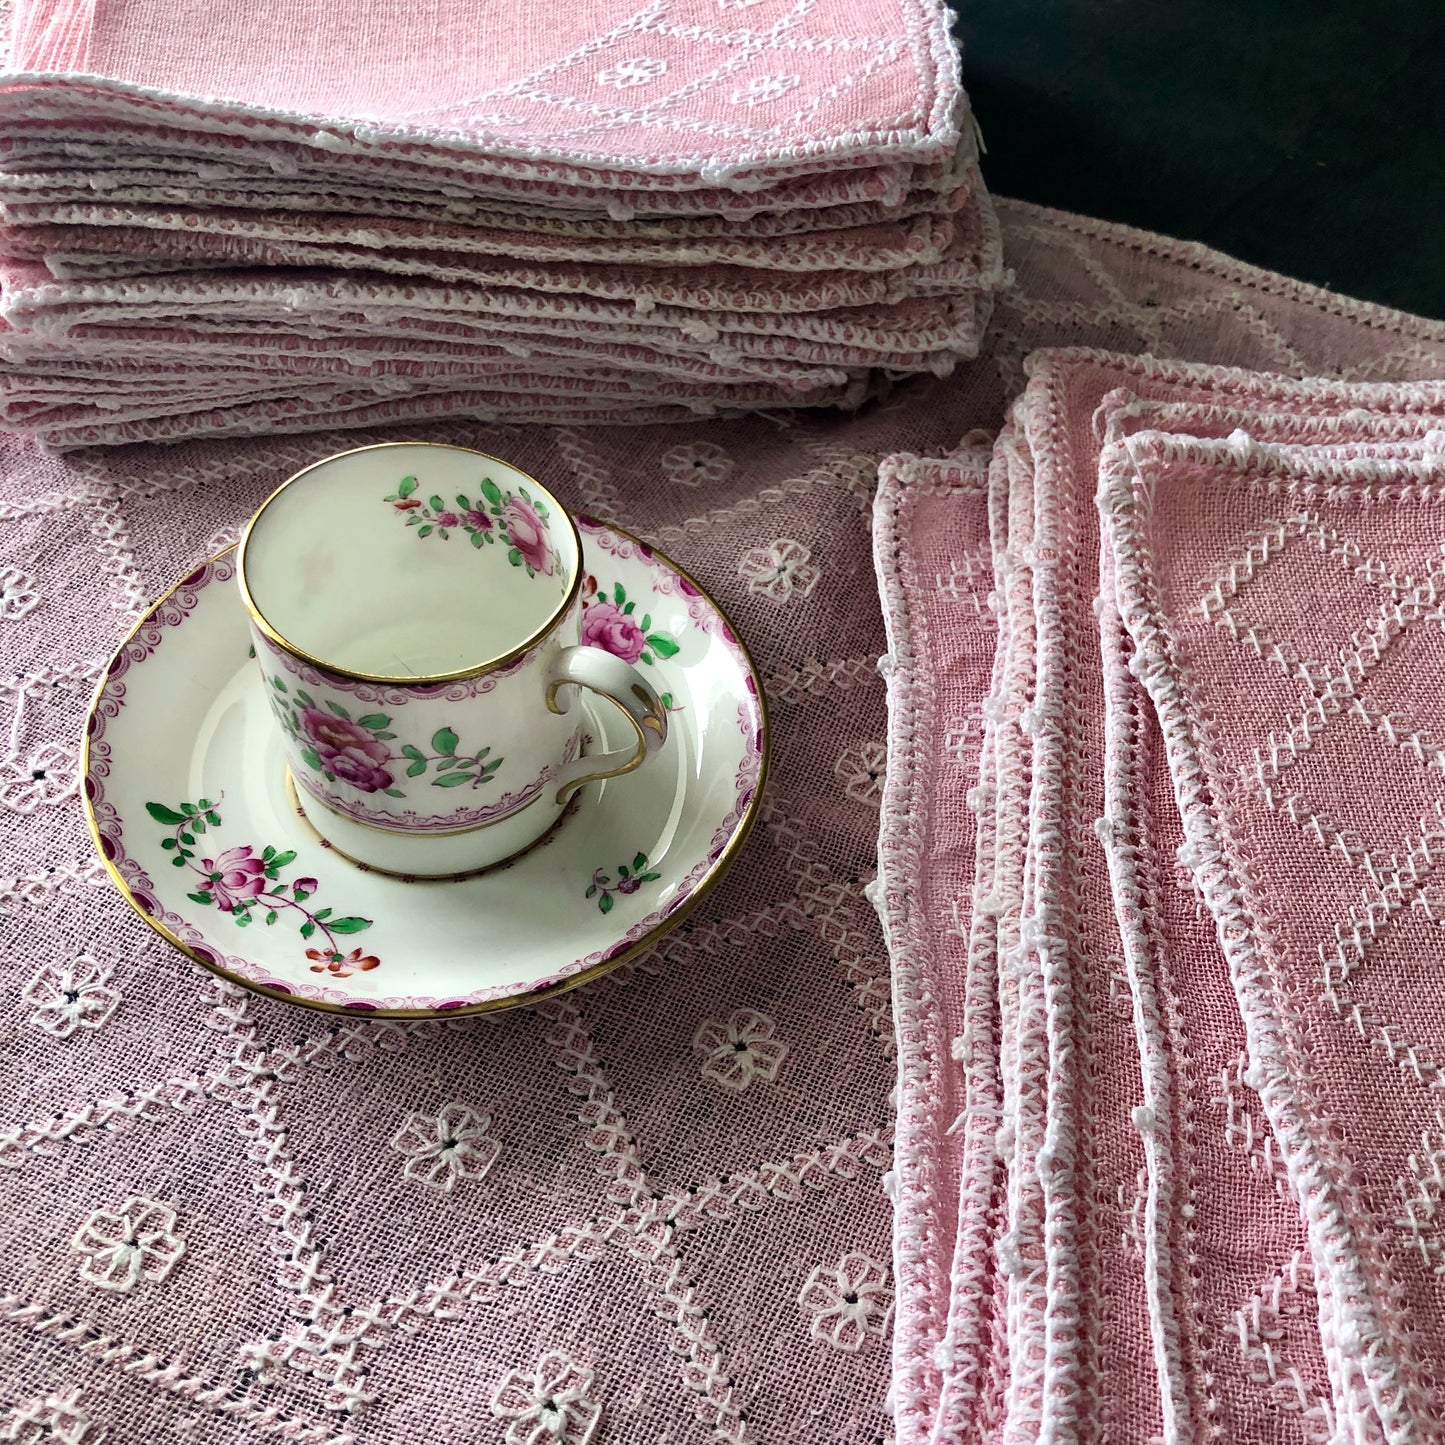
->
xmin=545 ymin=645 xmax=668 ymax=805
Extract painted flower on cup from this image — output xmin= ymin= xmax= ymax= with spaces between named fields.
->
xmin=586 ymin=852 xmax=662 ymax=914
xmin=149 ymin=798 xmax=379 ymax=975
xmin=580 ymin=579 xmax=680 ymax=666
xmin=384 ymin=473 xmax=555 ymax=578
xmin=266 ymin=677 xmax=502 ymax=797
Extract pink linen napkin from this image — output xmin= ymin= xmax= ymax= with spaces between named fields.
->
xmin=6 ymin=0 xmax=966 ymax=186
xmin=1099 ymin=416 xmax=1445 ymax=1439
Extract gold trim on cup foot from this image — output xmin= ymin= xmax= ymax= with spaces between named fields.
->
xmin=283 ymin=769 xmax=582 ymax=882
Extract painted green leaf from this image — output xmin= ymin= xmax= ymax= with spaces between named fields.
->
xmin=191 ymin=818 xmax=206 ymax=835
xmin=375 ymin=731 xmax=396 ymax=741
xmin=262 ymin=846 xmax=276 ymax=861
xmin=456 ymin=494 xmax=470 ymax=509
xmin=585 ymin=884 xmax=597 ymax=899
xmin=646 ymin=634 xmax=680 ymax=658
xmin=481 ymin=477 xmax=503 ymax=506
xmin=313 ymin=908 xmax=332 ymax=921
xmin=236 ymin=913 xmax=252 ymax=927
xmin=401 ymin=743 xmax=425 ymax=761
xmin=325 ymin=700 xmax=351 ymax=720
xmin=264 ymin=868 xmax=280 ymax=882
xmin=641 ymin=651 xmax=653 ymax=665
xmin=265 ymin=911 xmax=279 ymax=926
xmin=330 ymin=916 xmax=371 ymax=934
xmin=180 ymin=803 xmax=198 ymax=815
xmin=270 ymin=850 xmax=297 ymax=869
xmin=438 ymin=529 xmax=449 ymax=540
xmin=433 ymin=772 xmax=473 ymax=788
xmin=406 ymin=760 xmax=427 ymax=778
xmin=429 ymin=494 xmax=445 ymax=512
xmin=418 ymin=525 xmax=433 ymax=538
xmin=186 ymin=891 xmax=212 ymax=905
xmin=301 ymin=747 xmax=323 ymax=772
xmin=614 ymin=582 xmax=625 ymax=605
xmin=300 ymin=921 xmax=316 ymax=939
xmin=660 ymin=693 xmax=673 ymax=710
xmin=508 ymin=548 xmax=522 ymax=567
xmin=599 ymin=892 xmax=614 ymax=914
xmin=205 ymin=812 xmax=222 ymax=827
xmin=171 ymin=856 xmax=188 ymax=867
xmin=641 ymin=614 xmax=651 ymax=632
xmin=293 ymin=886 xmax=312 ymax=901
xmin=161 ymin=837 xmax=176 ymax=851
xmin=618 ymin=864 xmax=630 ymax=879
xmin=398 ymin=475 xmax=418 ymax=498
xmin=383 ymin=493 xmax=397 ymax=503
xmin=633 ymin=852 xmax=647 ymax=871
xmin=179 ymin=832 xmax=194 ymax=846
xmin=197 ymin=798 xmax=212 ymax=810
xmin=271 ymin=676 xmax=287 ymax=692
xmin=641 ymin=872 xmax=662 ymax=883
xmin=383 ymin=788 xmax=405 ymax=798
xmin=295 ymin=690 xmax=314 ymax=706
xmin=470 ymin=530 xmax=485 ymax=548
xmin=406 ymin=516 xmax=420 ymax=526
xmin=432 ymin=727 xmax=458 ymax=755
xmin=356 ymin=713 xmax=389 ymax=730
xmin=623 ymin=601 xmax=634 ymax=615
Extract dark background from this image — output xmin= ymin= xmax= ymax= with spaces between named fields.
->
xmin=952 ymin=0 xmax=1445 ymax=318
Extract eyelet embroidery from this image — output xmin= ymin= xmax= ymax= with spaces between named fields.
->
xmin=390 ymin=1103 xmax=502 ymax=1193
xmin=72 ymin=1197 xmax=185 ymax=1293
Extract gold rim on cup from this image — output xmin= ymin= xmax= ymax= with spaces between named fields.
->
xmin=236 ymin=440 xmax=585 ymax=686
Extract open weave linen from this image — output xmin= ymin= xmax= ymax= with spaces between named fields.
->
xmin=4 ymin=201 xmax=1445 ymax=1445
xmin=875 ymin=349 xmax=1445 ymax=1440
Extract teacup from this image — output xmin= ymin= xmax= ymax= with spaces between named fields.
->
xmin=236 ymin=441 xmax=668 ymax=876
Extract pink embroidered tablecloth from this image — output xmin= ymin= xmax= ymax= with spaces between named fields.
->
xmin=4 ymin=199 xmax=1445 ymax=1445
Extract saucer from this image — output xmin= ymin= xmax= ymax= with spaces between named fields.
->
xmin=83 ymin=521 xmax=768 ymax=1016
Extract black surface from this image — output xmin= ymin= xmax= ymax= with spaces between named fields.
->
xmin=953 ymin=1 xmax=1445 ymax=319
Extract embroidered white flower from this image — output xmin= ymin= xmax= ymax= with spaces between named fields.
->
xmin=390 ymin=1102 xmax=501 ymax=1192
xmin=730 ymin=73 xmax=800 ymax=106
xmin=73 ymin=1196 xmax=185 ymax=1293
xmin=835 ymin=742 xmax=885 ymax=806
xmin=0 ymin=566 xmax=39 ymax=621
xmin=936 ymin=549 xmax=990 ymax=611
xmin=692 ymin=1008 xmax=788 ymax=1093
xmin=22 ymin=956 xmax=119 ymax=1038
xmin=660 ymin=441 xmax=734 ymax=487
xmin=491 ymin=1350 xmax=602 ymax=1445
xmin=0 ymin=1387 xmax=104 ymax=1445
xmin=597 ymin=56 xmax=667 ymax=88
xmin=1 ymin=741 xmax=77 ymax=813
xmin=738 ymin=538 xmax=820 ymax=604
xmin=797 ymin=1252 xmax=893 ymax=1352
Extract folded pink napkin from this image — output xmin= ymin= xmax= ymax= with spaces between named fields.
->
xmin=7 ymin=0 xmax=966 ymax=186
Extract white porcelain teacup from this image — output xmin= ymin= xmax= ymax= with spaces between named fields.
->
xmin=236 ymin=441 xmax=667 ymax=876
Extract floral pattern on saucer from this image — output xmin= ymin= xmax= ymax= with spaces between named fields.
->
xmin=580 ymin=574 xmax=680 ymax=666
xmin=147 ymin=796 xmax=379 ymax=976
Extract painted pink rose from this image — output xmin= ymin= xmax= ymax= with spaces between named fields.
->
xmin=465 ymin=509 xmax=492 ymax=532
xmin=301 ymin=707 xmax=394 ymax=792
xmin=199 ymin=846 xmax=267 ymax=912
xmin=436 ymin=510 xmax=460 ymax=529
xmin=325 ymin=745 xmax=395 ymax=793
xmin=502 ymin=496 xmax=553 ymax=576
xmin=581 ymin=601 xmax=645 ymax=664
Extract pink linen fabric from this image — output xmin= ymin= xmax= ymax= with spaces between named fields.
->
xmin=0 ymin=2 xmax=1007 ymax=439
xmin=5 ymin=0 xmax=965 ymax=183
xmin=5 ymin=199 xmax=1445 ymax=1445
xmin=874 ymin=281 xmax=1445 ymax=1441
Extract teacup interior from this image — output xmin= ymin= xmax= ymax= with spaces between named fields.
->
xmin=241 ymin=445 xmax=578 ymax=678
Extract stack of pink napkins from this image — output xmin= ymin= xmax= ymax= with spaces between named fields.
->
xmin=875 ymin=350 xmax=1445 ymax=1443
xmin=0 ymin=0 xmax=1003 ymax=447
